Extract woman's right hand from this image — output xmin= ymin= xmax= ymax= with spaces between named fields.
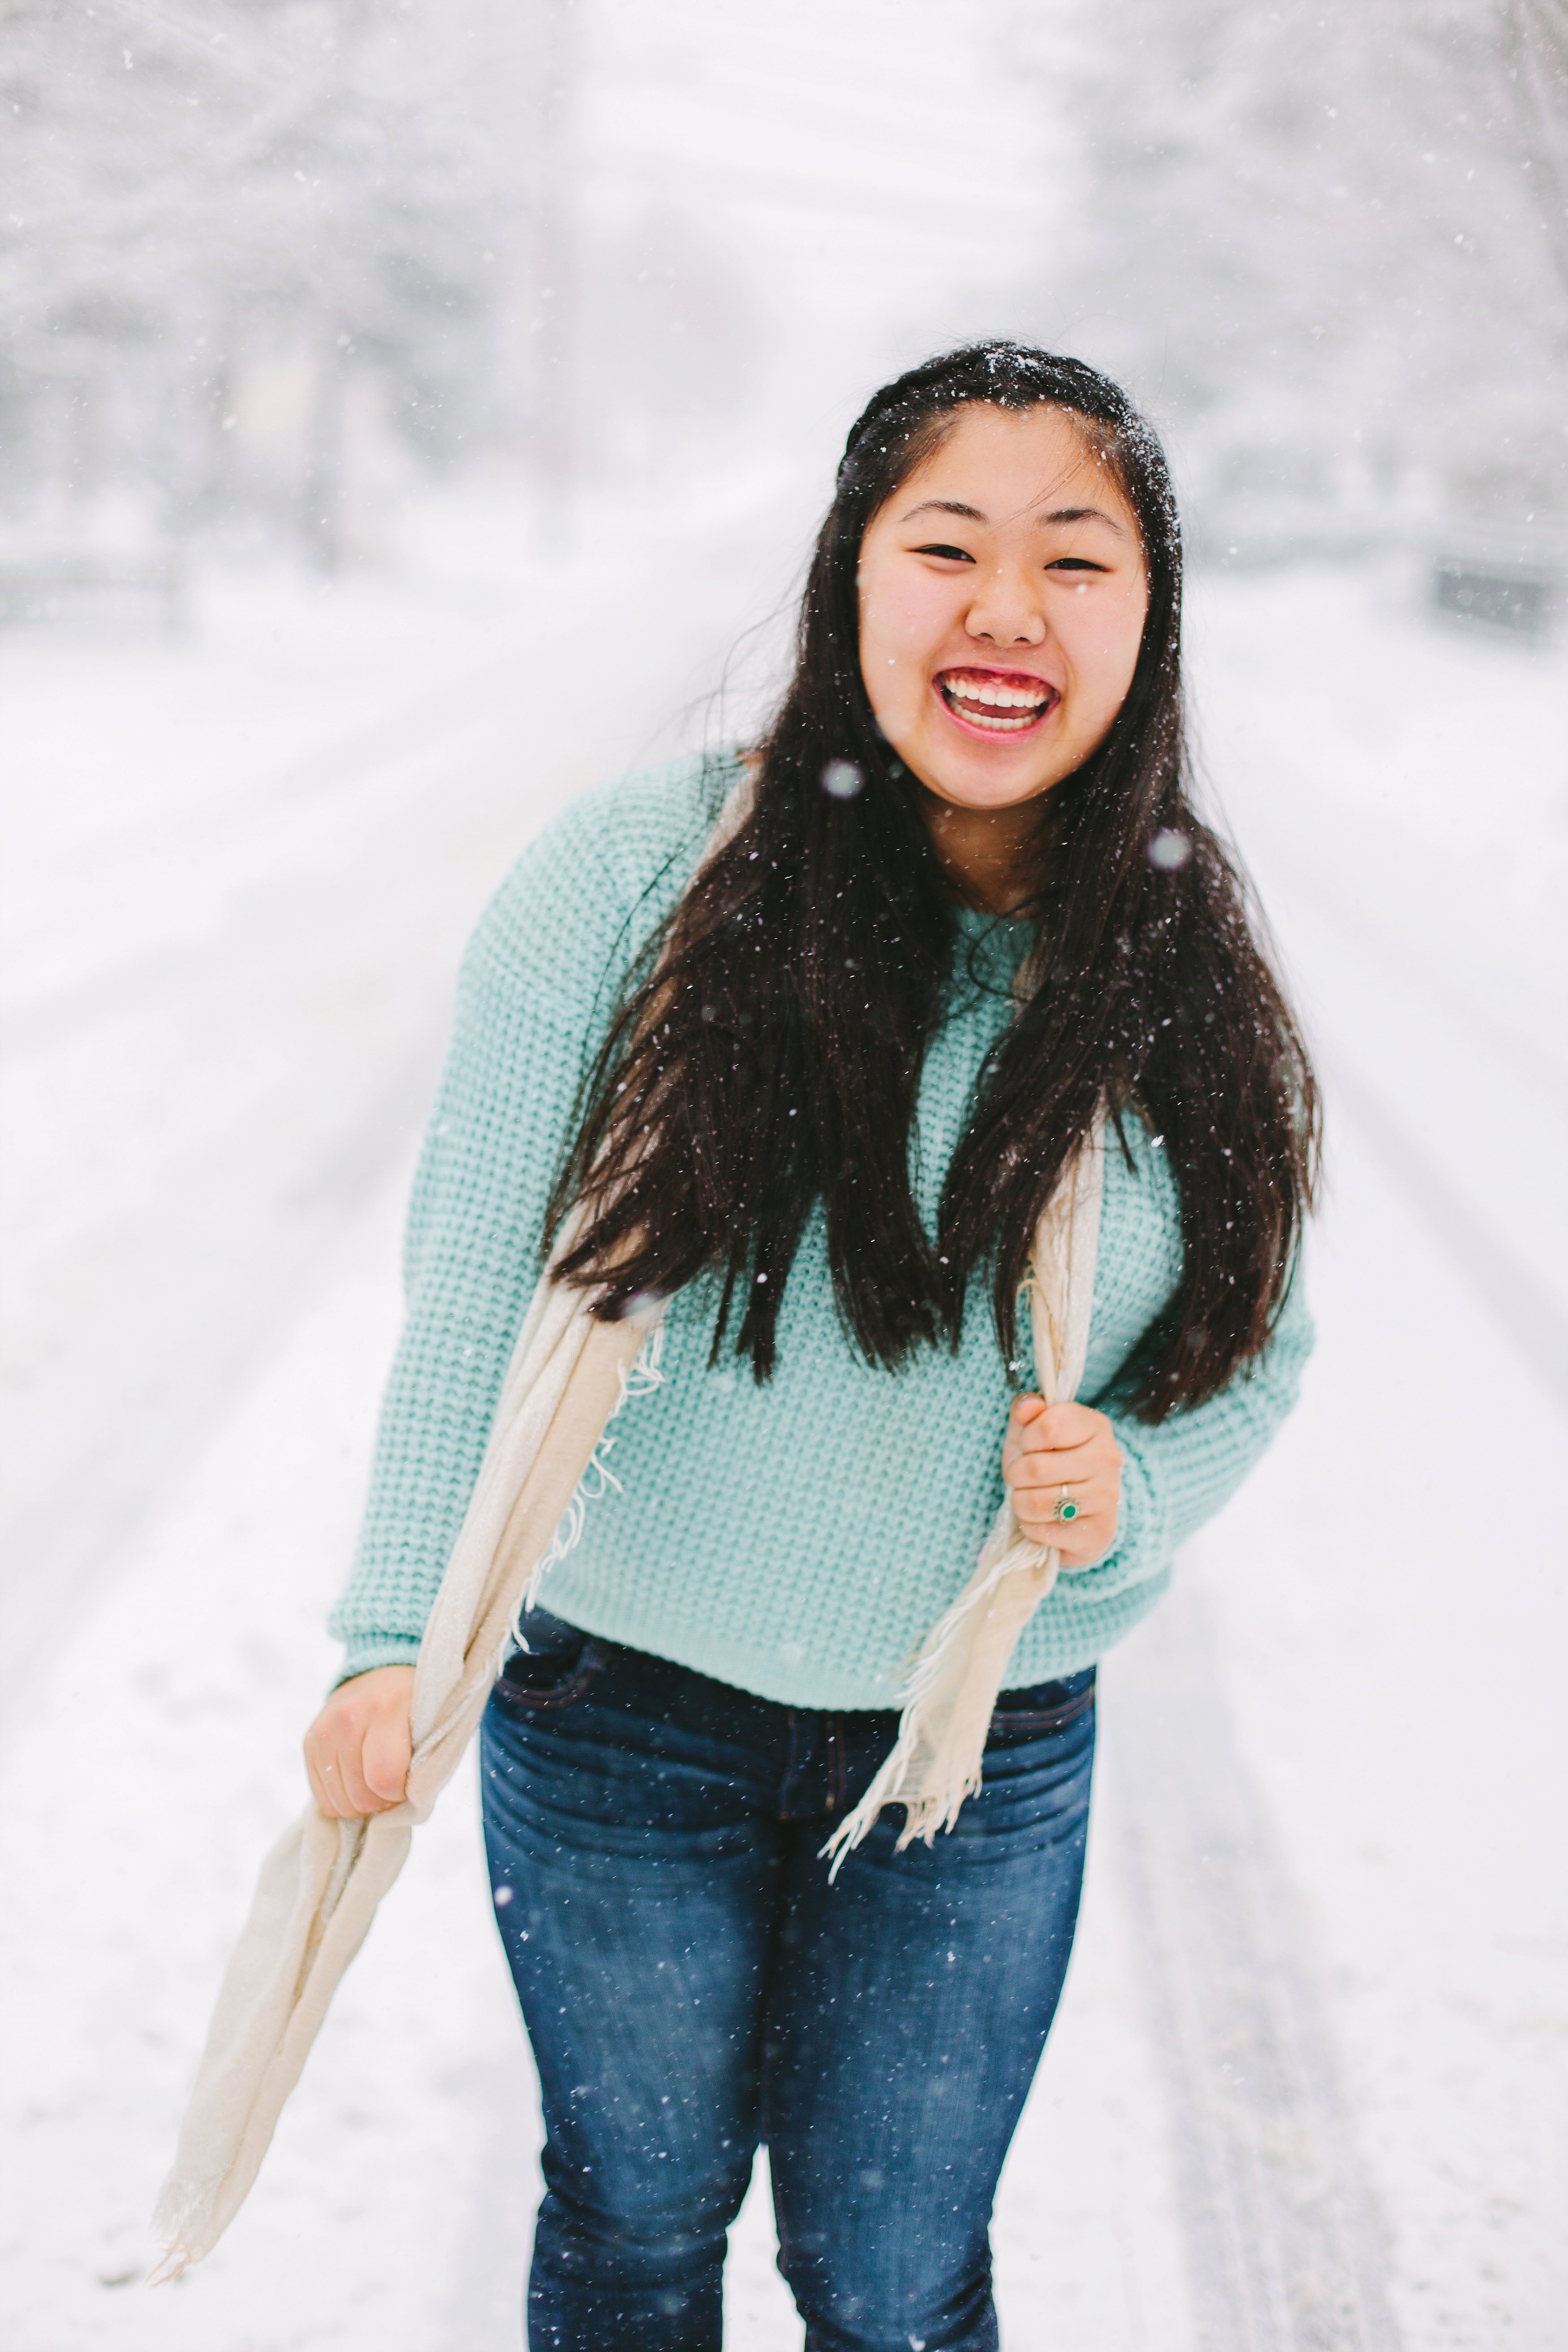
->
xmin=303 ymin=1665 xmax=417 ymax=1818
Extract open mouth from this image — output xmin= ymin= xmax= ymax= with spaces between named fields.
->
xmin=935 ymin=667 xmax=1059 ymax=736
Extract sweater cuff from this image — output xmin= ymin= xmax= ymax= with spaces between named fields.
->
xmin=332 ymin=1633 xmax=423 ymax=1689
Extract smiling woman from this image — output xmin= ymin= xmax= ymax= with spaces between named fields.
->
xmin=303 ymin=343 xmax=1319 ymax=2348
xmin=856 ymin=402 xmax=1151 ymax=908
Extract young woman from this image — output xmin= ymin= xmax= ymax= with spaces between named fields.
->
xmin=304 ymin=343 xmax=1318 ymax=2352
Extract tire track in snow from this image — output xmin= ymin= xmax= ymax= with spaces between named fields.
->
xmin=1106 ymin=1583 xmax=1405 ymax=2352
xmin=1104 ymin=735 xmax=1565 ymax=2347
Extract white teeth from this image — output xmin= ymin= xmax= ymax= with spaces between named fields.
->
xmin=945 ymin=676 xmax=1048 ymax=711
xmin=941 ymin=676 xmax=1051 ymax=728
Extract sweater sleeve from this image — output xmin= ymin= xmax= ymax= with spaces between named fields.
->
xmin=1061 ymin=1262 xmax=1315 ymax=1612
xmin=327 ymin=796 xmax=662 ymax=1679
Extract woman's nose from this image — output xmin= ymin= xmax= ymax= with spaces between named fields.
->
xmin=964 ymin=569 xmax=1047 ymax=647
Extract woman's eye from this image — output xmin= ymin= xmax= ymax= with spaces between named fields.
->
xmin=913 ymin=542 xmax=974 ymax=563
xmin=1047 ymin=556 xmax=1106 ymax=573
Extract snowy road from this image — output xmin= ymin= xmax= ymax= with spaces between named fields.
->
xmin=0 ymin=478 xmax=801 ymax=1708
xmin=0 ymin=518 xmax=1563 ymax=2348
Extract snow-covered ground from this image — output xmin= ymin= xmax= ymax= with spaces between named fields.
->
xmin=0 ymin=468 xmax=805 ymax=1686
xmin=0 ymin=484 xmax=1563 ymax=2349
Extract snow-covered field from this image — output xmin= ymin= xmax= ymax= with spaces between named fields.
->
xmin=0 ymin=480 xmax=1563 ymax=2349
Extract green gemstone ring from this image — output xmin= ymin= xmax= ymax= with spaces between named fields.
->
xmin=1051 ymin=1488 xmax=1079 ymax=1524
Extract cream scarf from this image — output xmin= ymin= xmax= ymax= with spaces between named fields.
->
xmin=153 ymin=793 xmax=1107 ymax=2274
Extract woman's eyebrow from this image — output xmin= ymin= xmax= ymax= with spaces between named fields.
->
xmin=897 ymin=497 xmax=1127 ymax=535
xmin=899 ymin=498 xmax=986 ymax=524
xmin=1035 ymin=504 xmax=1127 ymax=534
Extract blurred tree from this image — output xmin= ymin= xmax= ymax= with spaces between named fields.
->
xmin=1506 ymin=0 xmax=1568 ymax=296
xmin=1024 ymin=0 xmax=1568 ymax=558
xmin=0 ymin=0 xmax=537 ymax=560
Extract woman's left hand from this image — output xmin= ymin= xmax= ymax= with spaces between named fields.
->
xmin=1002 ymin=1396 xmax=1123 ymax=1567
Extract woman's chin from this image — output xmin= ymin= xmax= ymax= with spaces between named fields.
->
xmin=889 ymin=712 xmax=1073 ymax=812
xmin=906 ymin=745 xmax=1064 ymax=813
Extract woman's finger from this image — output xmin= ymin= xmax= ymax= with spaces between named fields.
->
xmin=326 ymin=1738 xmax=386 ymax=1818
xmin=1005 ymin=1457 xmax=1115 ymax=1502
xmin=1008 ymin=1398 xmax=1103 ymax=1451
xmin=362 ymin=1709 xmax=412 ymax=1805
xmin=312 ymin=1755 xmax=353 ymax=1819
xmin=1007 ymin=1464 xmax=1113 ymax=1513
xmin=1011 ymin=1486 xmax=1109 ymax=1524
xmin=303 ymin=1725 xmax=345 ymax=1818
xmin=1011 ymin=1488 xmax=1116 ymax=1559
xmin=312 ymin=1766 xmax=357 ymax=1821
xmin=1005 ymin=1444 xmax=1116 ymax=1490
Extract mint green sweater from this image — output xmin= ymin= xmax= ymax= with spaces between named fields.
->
xmin=331 ymin=755 xmax=1312 ymax=1705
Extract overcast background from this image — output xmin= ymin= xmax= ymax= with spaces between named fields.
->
xmin=2 ymin=6 xmax=1566 ymax=2349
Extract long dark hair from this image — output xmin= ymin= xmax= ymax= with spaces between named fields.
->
xmin=547 ymin=343 xmax=1318 ymax=1420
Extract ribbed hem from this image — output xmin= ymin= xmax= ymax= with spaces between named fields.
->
xmin=332 ymin=1634 xmax=422 ymax=1690
xmin=526 ymin=1580 xmax=1133 ymax=1712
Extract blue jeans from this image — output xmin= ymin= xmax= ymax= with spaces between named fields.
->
xmin=479 ymin=1609 xmax=1096 ymax=2352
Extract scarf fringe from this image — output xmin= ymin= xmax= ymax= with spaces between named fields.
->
xmin=819 ymin=1510 xmax=1058 ymax=1878
xmin=508 ymin=1316 xmax=665 ymax=1645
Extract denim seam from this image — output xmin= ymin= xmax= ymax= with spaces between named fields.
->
xmin=780 ymin=1707 xmax=802 ymax=1821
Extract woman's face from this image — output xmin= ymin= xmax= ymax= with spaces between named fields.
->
xmin=856 ymin=402 xmax=1150 ymax=815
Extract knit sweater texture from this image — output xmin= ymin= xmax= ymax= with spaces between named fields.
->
xmin=331 ymin=754 xmax=1312 ymax=1706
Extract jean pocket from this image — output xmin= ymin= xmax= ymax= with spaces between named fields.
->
xmin=493 ymin=1620 xmax=607 ymax=1711
xmin=987 ymin=1669 xmax=1096 ymax=1739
